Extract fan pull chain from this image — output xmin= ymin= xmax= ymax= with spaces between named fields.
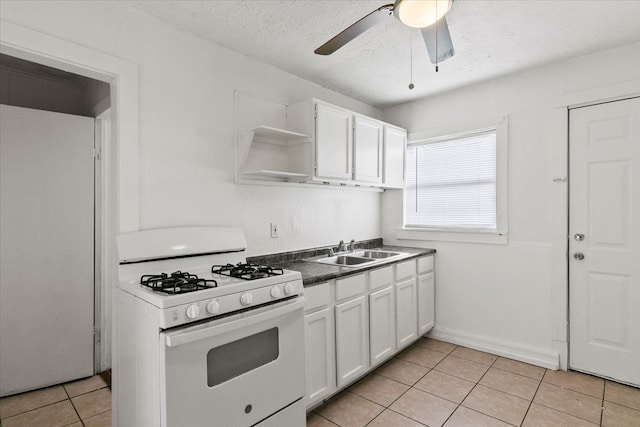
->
xmin=435 ymin=0 xmax=439 ymax=72
xmin=409 ymin=32 xmax=415 ymax=89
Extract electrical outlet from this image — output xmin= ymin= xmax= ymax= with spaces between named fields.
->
xmin=270 ymin=222 xmax=279 ymax=238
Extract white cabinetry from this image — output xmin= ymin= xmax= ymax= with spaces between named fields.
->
xmin=304 ymin=282 xmax=335 ymax=408
xmin=304 ymin=254 xmax=435 ymax=411
xmin=315 ymin=103 xmax=353 ymax=180
xmin=334 ymin=274 xmax=368 ymax=388
xmin=395 ymin=260 xmax=418 ymax=349
xmin=417 ymin=256 xmax=435 ymax=336
xmin=368 ymin=266 xmax=396 ymax=367
xmin=383 ymin=126 xmax=406 ymax=188
xmin=287 ymin=99 xmax=404 ymax=188
xmin=353 ymin=115 xmax=383 ymax=184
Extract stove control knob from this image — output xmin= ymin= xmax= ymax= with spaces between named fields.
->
xmin=186 ymin=304 xmax=200 ymax=319
xmin=240 ymin=292 xmax=253 ymax=306
xmin=270 ymin=286 xmax=282 ymax=298
xmin=284 ymin=283 xmax=295 ymax=296
xmin=206 ymin=299 xmax=220 ymax=315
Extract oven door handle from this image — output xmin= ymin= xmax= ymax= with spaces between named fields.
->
xmin=165 ymin=297 xmax=306 ymax=348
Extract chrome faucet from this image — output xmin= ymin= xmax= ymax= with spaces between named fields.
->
xmin=337 ymin=240 xmax=346 ymax=253
xmin=349 ymin=239 xmax=356 ymax=252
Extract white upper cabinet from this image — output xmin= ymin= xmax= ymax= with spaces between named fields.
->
xmin=286 ymin=98 xmax=406 ymax=189
xmin=353 ymin=115 xmax=383 ymax=184
xmin=383 ymin=126 xmax=406 ymax=188
xmin=315 ymin=103 xmax=353 ymax=180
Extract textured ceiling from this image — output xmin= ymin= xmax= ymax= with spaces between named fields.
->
xmin=125 ymin=0 xmax=640 ymax=108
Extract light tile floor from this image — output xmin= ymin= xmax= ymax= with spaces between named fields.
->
xmin=308 ymin=338 xmax=640 ymax=427
xmin=1 ymin=339 xmax=638 ymax=427
xmin=0 ymin=375 xmax=111 ymax=427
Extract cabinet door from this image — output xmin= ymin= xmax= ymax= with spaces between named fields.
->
xmin=315 ymin=102 xmax=353 ymax=180
xmin=354 ymin=116 xmax=383 ymax=184
xmin=369 ymin=286 xmax=396 ymax=367
xmin=383 ymin=126 xmax=406 ymax=188
xmin=335 ymin=296 xmax=368 ymax=388
xmin=304 ymin=308 xmax=334 ymax=408
xmin=396 ymin=278 xmax=418 ymax=349
xmin=417 ymin=272 xmax=435 ymax=336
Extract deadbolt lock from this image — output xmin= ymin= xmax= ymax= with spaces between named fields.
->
xmin=573 ymin=252 xmax=585 ymax=260
xmin=574 ymin=233 xmax=585 ymax=241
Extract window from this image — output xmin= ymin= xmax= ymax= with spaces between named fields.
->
xmin=399 ymin=118 xmax=508 ymax=244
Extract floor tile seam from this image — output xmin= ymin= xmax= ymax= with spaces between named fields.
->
xmin=519 ymin=369 xmax=546 ymax=427
xmin=454 ymin=404 xmax=521 ymax=427
xmin=80 ymin=407 xmax=111 ymax=421
xmin=489 ymin=365 xmax=545 ymax=384
xmin=599 ymin=379 xmax=605 ymax=426
xmin=0 ymin=398 xmax=78 ymax=422
xmin=448 ymin=352 xmax=498 ymax=367
xmin=431 ymin=365 xmax=486 ymax=384
xmin=0 ymin=391 xmax=70 ymax=419
xmin=310 ymin=411 xmax=338 ymax=426
xmin=67 ymin=396 xmax=84 ymax=425
xmin=68 ymin=385 xmax=110 ymax=400
xmin=602 ymin=398 xmax=640 ymax=412
xmin=366 ymin=406 xmax=429 ymax=427
xmin=530 ymin=400 xmax=602 ymax=425
xmin=539 ymin=381 xmax=606 ymax=402
xmin=476 ymin=380 xmax=537 ymax=402
xmin=411 ymin=381 xmax=474 ymax=407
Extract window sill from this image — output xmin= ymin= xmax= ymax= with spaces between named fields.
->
xmin=396 ymin=227 xmax=509 ymax=245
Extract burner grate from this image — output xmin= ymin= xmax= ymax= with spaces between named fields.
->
xmin=211 ymin=263 xmax=284 ymax=280
xmin=140 ymin=271 xmax=217 ymax=294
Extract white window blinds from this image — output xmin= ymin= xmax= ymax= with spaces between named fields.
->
xmin=404 ymin=129 xmax=497 ymax=230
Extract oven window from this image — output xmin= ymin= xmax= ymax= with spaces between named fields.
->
xmin=207 ymin=327 xmax=279 ymax=387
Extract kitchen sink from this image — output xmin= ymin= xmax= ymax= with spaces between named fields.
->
xmin=306 ymin=255 xmax=374 ymax=266
xmin=353 ymin=250 xmax=401 ymax=259
xmin=304 ymin=249 xmax=408 ymax=268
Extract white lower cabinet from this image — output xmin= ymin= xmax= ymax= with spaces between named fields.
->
xmin=369 ymin=286 xmax=396 ymax=366
xmin=396 ymin=278 xmax=418 ymax=349
xmin=304 ymin=308 xmax=334 ymax=407
xmin=417 ymin=271 xmax=435 ymax=335
xmin=304 ymin=254 xmax=435 ymax=411
xmin=304 ymin=282 xmax=335 ymax=408
xmin=335 ymin=295 xmax=368 ymax=388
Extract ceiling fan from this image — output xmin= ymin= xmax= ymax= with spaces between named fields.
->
xmin=314 ymin=0 xmax=455 ymax=65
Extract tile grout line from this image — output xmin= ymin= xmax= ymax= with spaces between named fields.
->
xmin=599 ymin=381 xmax=606 ymax=427
xmin=519 ymin=368 xmax=546 ymax=427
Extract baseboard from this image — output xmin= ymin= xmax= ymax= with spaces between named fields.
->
xmin=428 ymin=327 xmax=560 ymax=370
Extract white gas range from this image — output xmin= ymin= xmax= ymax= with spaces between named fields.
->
xmin=115 ymin=227 xmax=306 ymax=427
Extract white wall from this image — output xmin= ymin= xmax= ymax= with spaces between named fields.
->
xmin=0 ymin=0 xmax=382 ymax=256
xmin=382 ymin=42 xmax=640 ymax=367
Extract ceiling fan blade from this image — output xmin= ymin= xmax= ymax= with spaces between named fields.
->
xmin=421 ymin=16 xmax=455 ymax=64
xmin=314 ymin=3 xmax=394 ymax=55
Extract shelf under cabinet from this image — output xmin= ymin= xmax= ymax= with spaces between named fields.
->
xmin=239 ymin=170 xmax=309 ymax=180
xmin=248 ymin=126 xmax=310 ymax=146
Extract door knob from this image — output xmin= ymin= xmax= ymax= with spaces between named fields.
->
xmin=573 ymin=252 xmax=585 ymax=260
xmin=574 ymin=233 xmax=585 ymax=241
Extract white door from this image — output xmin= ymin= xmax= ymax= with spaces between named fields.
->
xmin=569 ymin=96 xmax=640 ymax=386
xmin=315 ymin=102 xmax=352 ymax=180
xmin=335 ymin=296 xmax=368 ymax=388
xmin=353 ymin=115 xmax=383 ymax=184
xmin=0 ymin=105 xmax=95 ymax=396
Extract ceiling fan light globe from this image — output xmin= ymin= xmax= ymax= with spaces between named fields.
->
xmin=394 ymin=0 xmax=452 ymax=28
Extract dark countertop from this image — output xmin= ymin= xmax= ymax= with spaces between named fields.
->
xmin=274 ymin=245 xmax=436 ymax=287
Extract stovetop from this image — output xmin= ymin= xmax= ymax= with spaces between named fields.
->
xmin=140 ymin=270 xmax=218 ymax=295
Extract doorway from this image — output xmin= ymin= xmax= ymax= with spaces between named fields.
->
xmin=0 ymin=54 xmax=111 ymax=396
xmin=568 ymin=96 xmax=640 ymax=387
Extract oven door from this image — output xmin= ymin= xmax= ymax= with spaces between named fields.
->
xmin=159 ymin=297 xmax=306 ymax=427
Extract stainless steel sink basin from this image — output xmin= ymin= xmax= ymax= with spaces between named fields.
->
xmin=304 ymin=248 xmax=409 ymax=268
xmin=306 ymin=255 xmax=374 ymax=267
xmin=354 ymin=250 xmax=401 ymax=259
